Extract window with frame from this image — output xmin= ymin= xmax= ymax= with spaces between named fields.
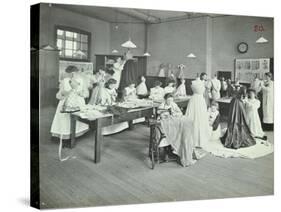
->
xmin=56 ymin=26 xmax=91 ymax=61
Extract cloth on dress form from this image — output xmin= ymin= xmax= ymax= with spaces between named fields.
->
xmin=262 ymin=80 xmax=274 ymax=124
xmin=185 ymin=78 xmax=210 ymax=148
xmin=175 ymin=82 xmax=187 ymax=97
xmin=221 ymin=97 xmax=256 ymax=149
xmin=136 ymin=81 xmax=148 ymax=96
xmin=244 ymin=98 xmax=265 ymax=137
xmin=158 ymin=68 xmax=166 ymax=77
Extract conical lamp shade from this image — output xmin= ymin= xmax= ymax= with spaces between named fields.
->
xmin=187 ymin=53 xmax=196 ymax=58
xmin=256 ymin=36 xmax=268 ymax=43
xmin=112 ymin=49 xmax=119 ymax=53
xmin=121 ymin=38 xmax=137 ymax=48
xmin=40 ymin=44 xmax=57 ymax=51
xmin=143 ymin=52 xmax=151 ymax=57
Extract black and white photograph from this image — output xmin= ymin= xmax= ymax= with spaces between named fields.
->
xmin=28 ymin=0 xmax=276 ymax=210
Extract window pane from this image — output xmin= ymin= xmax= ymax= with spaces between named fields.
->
xmin=56 ymin=39 xmax=63 ymax=49
xmin=60 ymin=50 xmax=65 ymax=57
xmin=65 ymin=49 xmax=73 ymax=57
xmin=81 ymin=43 xmax=88 ymax=50
xmin=57 ymin=29 xmax=64 ymax=35
xmin=81 ymin=34 xmax=88 ymax=42
xmin=73 ymin=33 xmax=80 ymax=42
xmin=73 ymin=41 xmax=80 ymax=51
xmin=65 ymin=40 xmax=73 ymax=49
xmin=65 ymin=31 xmax=74 ymax=39
xmin=82 ymin=51 xmax=87 ymax=59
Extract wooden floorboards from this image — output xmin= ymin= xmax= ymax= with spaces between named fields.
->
xmin=38 ymin=107 xmax=274 ymax=209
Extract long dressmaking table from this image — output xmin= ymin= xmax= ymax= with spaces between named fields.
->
xmin=70 ymin=97 xmax=191 ymax=163
xmin=216 ymin=97 xmax=232 ymax=121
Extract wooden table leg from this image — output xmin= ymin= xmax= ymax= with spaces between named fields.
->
xmin=128 ymin=120 xmax=134 ymax=130
xmin=70 ymin=114 xmax=76 ymax=148
xmin=94 ymin=119 xmax=103 ymax=163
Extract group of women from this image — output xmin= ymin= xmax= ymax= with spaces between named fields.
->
xmin=50 ymin=61 xmax=274 ymax=166
xmin=155 ymin=71 xmax=274 ymax=166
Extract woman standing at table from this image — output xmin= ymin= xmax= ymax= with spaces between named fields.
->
xmin=200 ymin=72 xmax=211 ymax=108
xmin=261 ymin=72 xmax=274 ymax=131
xmin=211 ymin=74 xmax=221 ymax=100
xmin=112 ymin=57 xmax=127 ymax=89
xmin=89 ymin=66 xmax=108 ymax=105
xmin=50 ymin=66 xmax=89 ymax=139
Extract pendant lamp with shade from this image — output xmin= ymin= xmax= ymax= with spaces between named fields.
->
xmin=112 ymin=49 xmax=119 ymax=54
xmin=187 ymin=53 xmax=196 ymax=58
xmin=111 ymin=10 xmax=120 ymax=54
xmin=143 ymin=12 xmax=151 ymax=57
xmin=186 ymin=17 xmax=196 ymax=59
xmin=256 ymin=36 xmax=268 ymax=43
xmin=121 ymin=15 xmax=137 ymax=61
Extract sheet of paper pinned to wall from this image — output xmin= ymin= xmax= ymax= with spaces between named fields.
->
xmin=235 ymin=58 xmax=270 ymax=83
xmin=59 ymin=60 xmax=94 ymax=81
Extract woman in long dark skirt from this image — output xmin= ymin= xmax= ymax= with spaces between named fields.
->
xmin=221 ymin=87 xmax=256 ymax=149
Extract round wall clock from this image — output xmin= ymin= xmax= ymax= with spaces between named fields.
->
xmin=237 ymin=42 xmax=248 ymax=53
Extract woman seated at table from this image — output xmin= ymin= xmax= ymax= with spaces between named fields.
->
xmin=158 ymin=93 xmax=182 ymax=118
xmin=149 ymin=80 xmax=165 ymax=102
xmin=164 ymin=80 xmax=176 ymax=94
xmin=156 ymin=93 xmax=200 ymax=167
xmin=123 ymin=81 xmax=138 ymax=101
xmin=99 ymin=78 xmax=129 ymax=135
xmin=98 ymin=78 xmax=118 ymax=105
xmin=174 ymin=78 xmax=187 ymax=98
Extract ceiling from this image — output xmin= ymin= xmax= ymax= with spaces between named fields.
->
xmin=54 ymin=4 xmax=226 ymax=24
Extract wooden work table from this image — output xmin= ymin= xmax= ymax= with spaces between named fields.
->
xmin=69 ymin=97 xmax=191 ymax=163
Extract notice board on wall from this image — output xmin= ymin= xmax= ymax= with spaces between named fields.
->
xmin=234 ymin=58 xmax=270 ymax=83
xmin=59 ymin=60 xmax=94 ymax=80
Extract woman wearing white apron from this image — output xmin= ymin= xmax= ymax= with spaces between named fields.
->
xmin=261 ymin=72 xmax=274 ymax=130
xmin=174 ymin=78 xmax=187 ymax=98
xmin=244 ymin=89 xmax=265 ymax=138
xmin=88 ymin=66 xmax=107 ymax=105
xmin=99 ymin=79 xmax=129 ymax=135
xmin=211 ymin=74 xmax=221 ymax=100
xmin=50 ymin=66 xmax=89 ymax=140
